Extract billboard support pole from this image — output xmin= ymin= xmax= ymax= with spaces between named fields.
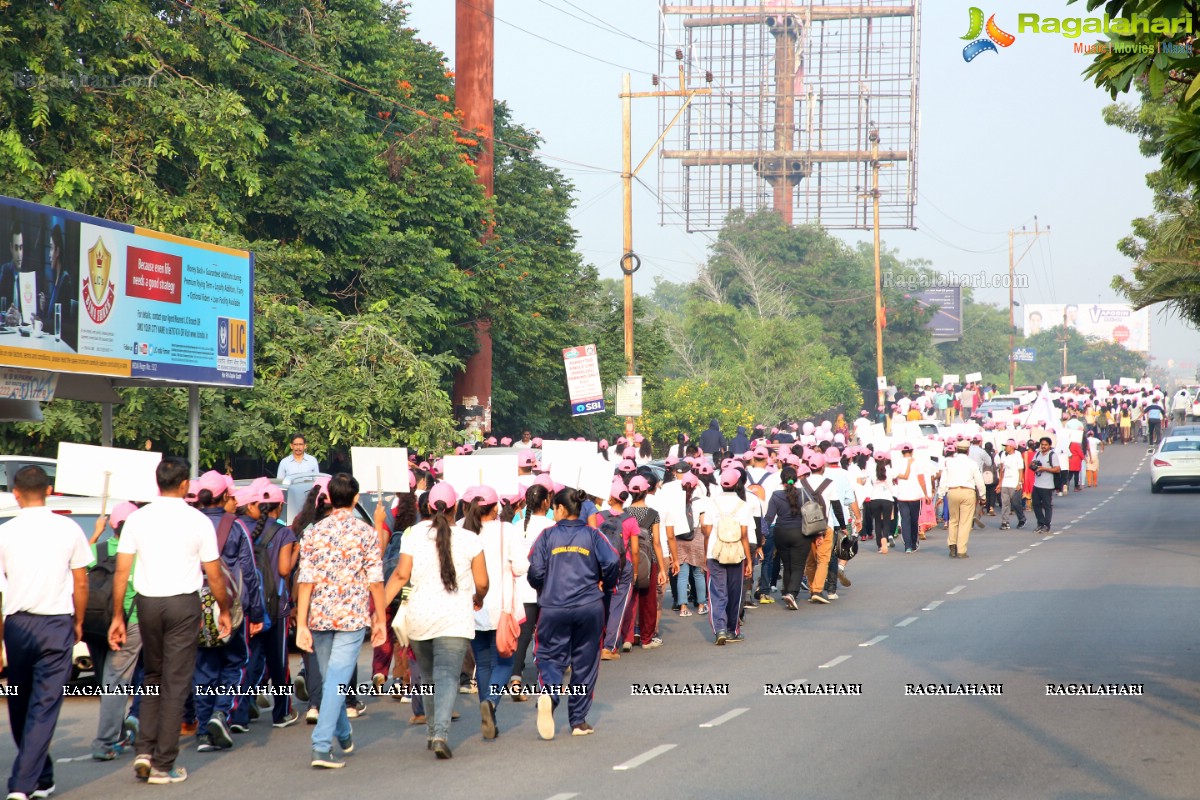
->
xmin=101 ymin=403 xmax=113 ymax=448
xmin=1009 ymin=218 xmax=1049 ymax=392
xmin=188 ymin=384 xmax=200 ymax=479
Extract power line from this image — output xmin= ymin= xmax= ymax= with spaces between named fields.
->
xmin=535 ymin=0 xmax=663 ymax=54
xmin=913 ymin=217 xmax=1009 ymax=255
xmin=917 ymin=191 xmax=1011 ymax=236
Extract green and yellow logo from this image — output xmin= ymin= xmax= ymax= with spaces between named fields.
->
xmin=961 ymin=8 xmax=1015 ymax=62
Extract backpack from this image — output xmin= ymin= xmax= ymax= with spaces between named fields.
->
xmin=674 ymin=495 xmax=697 ymax=542
xmin=383 ymin=527 xmax=405 ymax=584
xmin=199 ymin=514 xmax=245 ymax=648
xmin=801 ymin=479 xmax=832 ymax=537
xmin=597 ymin=510 xmax=631 ymax=571
xmin=251 ymin=519 xmax=283 ymax=629
xmin=747 ymin=471 xmax=769 ymax=501
xmin=630 ymin=509 xmax=655 ymax=590
xmin=713 ymin=499 xmax=746 ymax=565
xmin=82 ymin=542 xmax=116 ymax=641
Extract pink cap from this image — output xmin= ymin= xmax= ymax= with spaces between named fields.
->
xmin=462 ymin=443 xmax=475 ymax=454
xmin=610 ymin=478 xmax=628 ymax=499
xmin=622 ymin=447 xmax=637 ymax=459
xmin=794 ymin=463 xmax=812 ymax=478
xmin=233 ymin=484 xmax=263 ymax=507
xmin=485 ymin=437 xmax=498 ymax=446
xmin=428 ymin=482 xmax=457 ymax=511
xmin=897 ymin=442 xmax=914 ymax=452
xmin=719 ymin=467 xmax=741 ymax=488
xmin=680 ymin=473 xmax=699 ymax=489
xmin=454 ymin=446 xmax=466 ymax=456
xmin=720 ymin=458 xmax=735 ymax=470
xmin=873 ymin=452 xmax=891 ymax=462
xmin=697 ymin=462 xmax=715 ymax=475
xmin=616 ymin=436 xmax=628 ymax=446
xmin=805 ymin=452 xmax=826 ymax=470
xmin=825 ymin=447 xmax=841 ymax=461
xmin=664 ymin=455 xmax=680 ymax=467
xmin=518 ymin=451 xmax=539 ymax=468
xmin=430 ymin=459 xmax=443 ymax=476
xmin=599 ymin=439 xmax=609 ymax=449
xmin=972 ymin=434 xmax=983 ymax=442
xmin=109 ymin=501 xmax=139 ymax=530
xmin=534 ymin=474 xmax=557 ymax=493
xmin=313 ymin=476 xmax=331 ymax=504
xmin=262 ymin=484 xmax=285 ymax=504
xmin=195 ymin=470 xmax=229 ymax=498
xmin=627 ymin=476 xmax=650 ymax=493
xmin=633 ymin=434 xmax=645 ymax=444
xmin=464 ymin=485 xmax=499 ymax=506
xmin=500 ymin=437 xmax=513 ymax=446
xmin=531 ymin=437 xmax=543 ymax=448
xmin=1005 ymin=438 xmax=1018 ymax=447
xmin=408 ymin=470 xmax=417 ymax=491
xmin=833 ymin=433 xmax=845 ymax=444
xmin=860 ymin=410 xmax=869 ymax=416
xmin=617 ymin=459 xmax=637 ymax=473
xmin=418 ymin=461 xmax=431 ymax=471
xmin=752 ymin=446 xmax=769 ymax=459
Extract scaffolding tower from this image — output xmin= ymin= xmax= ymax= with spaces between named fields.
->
xmin=657 ymin=1 xmax=921 ymax=231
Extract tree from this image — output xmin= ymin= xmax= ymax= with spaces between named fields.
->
xmin=1021 ymin=327 xmax=1147 ymax=385
xmin=936 ymin=301 xmax=1013 ymax=384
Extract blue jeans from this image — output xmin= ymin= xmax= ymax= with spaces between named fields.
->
xmin=410 ymin=637 xmax=470 ymax=742
xmin=310 ymin=628 xmax=365 ymax=753
xmin=470 ymin=630 xmax=514 ymax=708
xmin=677 ymin=562 xmax=707 ymax=607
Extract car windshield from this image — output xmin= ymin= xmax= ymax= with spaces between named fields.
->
xmin=1 ymin=462 xmax=56 ymax=492
xmin=1162 ymin=440 xmax=1200 ymax=453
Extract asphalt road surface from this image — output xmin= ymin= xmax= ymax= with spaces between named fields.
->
xmin=4 ymin=443 xmax=1198 ymax=799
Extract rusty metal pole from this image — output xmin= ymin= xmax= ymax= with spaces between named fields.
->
xmin=453 ymin=0 xmax=495 ymax=439
xmin=771 ymin=17 xmax=797 ymax=223
xmin=622 ymin=73 xmax=635 ymax=439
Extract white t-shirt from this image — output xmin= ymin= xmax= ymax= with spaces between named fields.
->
xmin=117 ymin=497 xmax=219 ymax=597
xmin=1086 ymin=437 xmax=1101 ymax=468
xmin=473 ymin=520 xmax=529 ymax=631
xmin=400 ymin=520 xmax=483 ymax=641
xmin=515 ymin=515 xmax=553 ymax=605
xmin=865 ymin=464 xmax=896 ymax=502
xmin=891 ymin=456 xmax=925 ymax=502
xmin=998 ymin=451 xmax=1024 ymax=489
xmin=0 ymin=507 xmax=91 ymax=617
xmin=699 ymin=493 xmax=754 ymax=561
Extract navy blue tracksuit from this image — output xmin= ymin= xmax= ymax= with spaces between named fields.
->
xmin=4 ymin=613 xmax=74 ymax=796
xmin=528 ymin=519 xmax=620 ymax=727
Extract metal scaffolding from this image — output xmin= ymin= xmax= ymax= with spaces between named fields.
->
xmin=657 ymin=1 xmax=921 ymax=231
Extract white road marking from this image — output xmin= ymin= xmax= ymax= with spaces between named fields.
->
xmin=55 ymin=755 xmax=94 ymax=763
xmin=614 ymin=744 xmax=677 ymax=771
xmin=545 ymin=795 xmax=580 ymax=800
xmin=1018 ymin=548 xmax=1031 ymax=553
xmin=860 ymin=635 xmax=888 ymax=647
xmin=923 ymin=600 xmax=944 ymax=611
xmin=896 ymin=617 xmax=919 ymax=627
xmin=946 ymin=585 xmax=966 ymax=595
xmin=819 ymin=655 xmax=852 ymax=669
xmin=700 ymin=708 xmax=749 ymax=728
xmin=986 ymin=565 xmax=1002 ymax=571
xmin=968 ymin=573 xmax=986 ymax=580
xmin=1004 ymin=556 xmax=1017 ymax=562
xmin=1030 ymin=542 xmax=1041 ymax=547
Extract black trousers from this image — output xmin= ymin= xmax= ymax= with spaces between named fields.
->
xmin=1031 ymin=487 xmax=1055 ymax=528
xmin=774 ymin=526 xmax=812 ymax=597
xmin=4 ymin=612 xmax=73 ymax=796
xmin=511 ymin=602 xmax=540 ymax=682
xmin=135 ymin=593 xmax=201 ymax=772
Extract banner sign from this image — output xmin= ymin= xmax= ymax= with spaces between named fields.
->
xmin=1022 ymin=303 xmax=1150 ymax=353
xmin=562 ymin=344 xmax=604 ymax=417
xmin=615 ymin=375 xmax=642 ymax=417
xmin=915 ymin=286 xmax=963 ymax=343
xmin=1012 ymin=347 xmax=1036 ymax=363
xmin=0 ymin=367 xmax=57 ymax=402
xmin=0 ymin=194 xmax=253 ymax=387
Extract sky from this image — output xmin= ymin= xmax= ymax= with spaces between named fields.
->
xmin=405 ymin=1 xmax=1200 ymax=372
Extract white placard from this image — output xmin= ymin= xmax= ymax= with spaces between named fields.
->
xmin=540 ymin=439 xmax=597 ymax=468
xmin=562 ymin=343 xmax=605 ymax=416
xmin=18 ymin=271 xmax=37 ymax=325
xmin=943 ymin=374 xmax=960 ymax=386
xmin=991 ymin=409 xmax=1013 ymax=423
xmin=965 ymin=371 xmax=982 ymax=383
xmin=1019 ymin=392 xmax=1037 ymax=406
xmin=876 ymin=375 xmax=887 ymax=391
xmin=615 ymin=375 xmax=643 ymax=417
xmin=55 ymin=442 xmax=161 ymax=502
xmin=440 ymin=454 xmax=519 ymax=497
xmin=549 ymin=455 xmax=614 ymax=499
xmin=1118 ymin=377 xmax=1136 ymax=388
xmin=350 ymin=447 xmax=409 ymax=493
xmin=915 ymin=377 xmax=932 ymax=387
xmin=1061 ymin=375 xmax=1077 ymax=386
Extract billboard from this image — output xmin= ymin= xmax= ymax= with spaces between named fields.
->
xmin=561 ymin=343 xmax=604 ymax=417
xmin=1021 ymin=303 xmax=1149 ymax=353
xmin=0 ymin=195 xmax=253 ymax=386
xmin=914 ymin=286 xmax=962 ymax=343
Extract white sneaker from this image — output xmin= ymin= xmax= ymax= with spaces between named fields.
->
xmin=536 ymin=694 xmax=555 ymax=740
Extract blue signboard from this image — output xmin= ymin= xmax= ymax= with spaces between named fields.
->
xmin=1013 ymin=347 xmax=1036 ymax=363
xmin=0 ymin=194 xmax=253 ymax=387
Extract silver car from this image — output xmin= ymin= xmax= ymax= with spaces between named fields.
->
xmin=1150 ymin=435 xmax=1200 ymax=493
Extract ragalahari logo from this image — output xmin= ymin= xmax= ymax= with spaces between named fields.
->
xmin=962 ymin=7 xmax=1016 ymax=62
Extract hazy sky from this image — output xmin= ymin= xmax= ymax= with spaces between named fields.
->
xmin=406 ymin=1 xmax=1200 ymax=370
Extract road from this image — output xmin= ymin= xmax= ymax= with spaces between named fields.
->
xmin=5 ymin=443 xmax=1199 ymax=799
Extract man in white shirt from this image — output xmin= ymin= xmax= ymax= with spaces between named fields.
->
xmin=277 ymin=433 xmax=320 ymax=480
xmin=852 ymin=411 xmax=872 ymax=444
xmin=938 ymin=440 xmax=985 ymax=558
xmin=0 ymin=465 xmax=91 ymax=800
xmin=996 ymin=439 xmax=1027 ymax=530
xmin=110 ymin=458 xmax=231 ymax=786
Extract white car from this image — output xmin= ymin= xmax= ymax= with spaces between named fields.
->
xmin=1150 ymin=435 xmax=1200 ymax=493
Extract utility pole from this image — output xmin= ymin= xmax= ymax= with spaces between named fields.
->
xmin=620 ymin=57 xmax=711 ymax=437
xmin=869 ymin=128 xmax=885 ymax=412
xmin=1008 ymin=218 xmax=1049 ymax=392
xmin=1059 ymin=308 xmax=1070 ymax=378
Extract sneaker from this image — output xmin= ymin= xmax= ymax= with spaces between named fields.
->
xmin=838 ymin=565 xmax=851 ymax=587
xmin=999 ymin=523 xmax=1011 ymax=530
xmin=246 ymin=703 xmax=259 ymax=722
xmin=809 ymin=592 xmax=830 ymax=605
xmin=742 ymin=598 xmax=757 ymax=609
xmin=122 ymin=715 xmax=139 ymax=746
xmin=509 ymin=677 xmax=527 ymax=702
xmin=338 ymin=734 xmax=354 ymax=754
xmin=345 ymin=700 xmax=366 ymax=718
xmin=698 ymin=604 xmax=709 ymax=614
xmin=458 ymin=675 xmax=474 ymax=694
xmin=905 ymin=548 xmax=913 ymax=554
xmin=958 ymin=552 xmax=970 ymax=559
xmin=679 ymin=606 xmax=694 ymax=617
xmin=294 ymin=674 xmax=309 ymax=702
xmin=641 ymin=638 xmax=663 ymax=649
xmin=1017 ymin=519 xmax=1027 ymax=529
xmin=715 ymin=630 xmax=728 ymax=646
xmin=206 ymin=712 xmax=233 ymax=749
xmin=537 ymin=694 xmax=555 ymax=740
xmin=409 ymin=715 xmax=427 ymax=725
xmin=621 ymin=642 xmax=632 ymax=653
xmin=196 ymin=734 xmax=218 ymax=752
xmin=147 ymin=767 xmax=188 ymax=785
xmin=6 ymin=793 xmax=28 ymax=800
xmin=92 ymin=746 xmax=123 ymax=761
xmin=310 ymin=750 xmax=345 ymax=769
xmin=305 ymin=707 xmax=319 ymax=724
xmin=255 ymin=693 xmax=272 ymax=710
xmin=826 ymin=592 xmax=839 ymax=600
xmin=31 ymin=785 xmax=55 ymax=800
xmin=480 ymin=700 xmax=497 ymax=740
xmin=727 ymin=632 xmax=745 ymax=643
xmin=758 ymin=595 xmax=775 ymax=605
xmin=273 ymin=710 xmax=300 ymax=728
xmin=1043 ymin=526 xmax=1051 ymax=533
xmin=229 ymin=721 xmax=250 ymax=734
xmin=431 ymin=739 xmax=453 ymax=759
xmin=799 ymin=578 xmax=810 ymax=594
xmin=133 ymin=754 xmax=152 ymax=780
xmin=572 ymin=722 xmax=595 ymax=736
xmin=179 ymin=721 xmax=198 ymax=737
xmin=601 ymin=649 xmax=620 ymax=661
xmin=782 ymin=593 xmax=798 ymax=610
xmin=372 ymin=672 xmax=386 ymax=687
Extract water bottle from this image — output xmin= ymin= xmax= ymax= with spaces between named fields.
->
xmin=54 ymin=303 xmax=61 ymax=342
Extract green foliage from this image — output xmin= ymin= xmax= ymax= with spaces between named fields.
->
xmin=638 ymin=378 xmax=756 ymax=451
xmin=1020 ymin=326 xmax=1147 ymax=385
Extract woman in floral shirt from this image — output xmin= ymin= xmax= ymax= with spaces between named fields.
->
xmin=295 ymin=473 xmax=386 ymax=770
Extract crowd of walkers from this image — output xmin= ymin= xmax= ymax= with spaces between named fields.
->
xmin=0 ymin=381 xmax=1125 ymax=794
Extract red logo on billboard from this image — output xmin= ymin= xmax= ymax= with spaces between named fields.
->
xmin=1112 ymin=325 xmax=1130 ymax=344
xmin=83 ymin=236 xmax=115 ymax=324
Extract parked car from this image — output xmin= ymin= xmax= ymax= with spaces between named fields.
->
xmin=971 ymin=400 xmax=1016 ymax=423
xmin=0 ymin=455 xmax=56 ymax=492
xmin=1150 ymin=435 xmax=1200 ymax=493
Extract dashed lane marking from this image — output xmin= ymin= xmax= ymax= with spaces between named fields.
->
xmin=614 ymin=744 xmax=677 ymax=771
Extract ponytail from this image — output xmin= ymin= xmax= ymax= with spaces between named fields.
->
xmin=461 ymin=498 xmax=484 ymax=534
xmin=524 ymin=484 xmax=550 ymax=532
xmin=875 ymin=460 xmax=887 ymax=481
xmin=499 ymin=498 xmax=516 ymax=523
xmin=552 ymin=487 xmax=589 ymax=519
xmin=430 ymin=502 xmax=458 ymax=593
xmin=780 ymin=466 xmax=801 ymax=514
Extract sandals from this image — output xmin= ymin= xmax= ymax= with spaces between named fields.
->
xmin=697 ymin=604 xmax=708 ymax=615
xmin=679 ymin=607 xmax=693 ymax=617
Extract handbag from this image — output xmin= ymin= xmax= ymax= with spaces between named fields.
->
xmin=390 ymin=599 xmax=410 ymax=648
xmin=496 ymin=522 xmax=522 ymax=658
